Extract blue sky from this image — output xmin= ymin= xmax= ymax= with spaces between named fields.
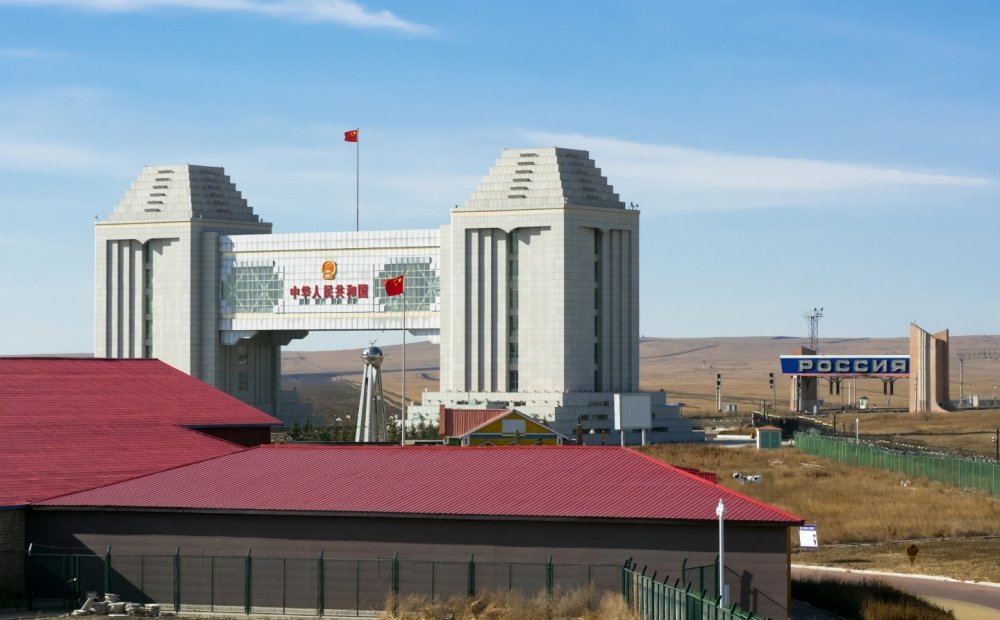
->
xmin=2 ymin=1 xmax=997 ymax=354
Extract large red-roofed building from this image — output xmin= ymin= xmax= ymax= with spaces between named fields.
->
xmin=3 ymin=358 xmax=802 ymax=619
xmin=31 ymin=444 xmax=802 ymax=618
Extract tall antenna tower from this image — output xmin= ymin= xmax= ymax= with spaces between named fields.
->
xmin=804 ymin=307 xmax=823 ymax=352
xmin=355 ymin=342 xmax=390 ymax=442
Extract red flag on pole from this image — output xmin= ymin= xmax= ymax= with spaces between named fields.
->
xmin=344 ymin=129 xmax=358 ymax=143
xmin=384 ymin=275 xmax=404 ymax=297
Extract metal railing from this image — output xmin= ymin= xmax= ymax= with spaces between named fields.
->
xmin=622 ymin=560 xmax=760 ymax=620
xmin=795 ymin=432 xmax=1000 ymax=496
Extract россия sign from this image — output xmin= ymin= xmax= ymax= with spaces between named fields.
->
xmin=779 ymin=355 xmax=910 ymax=375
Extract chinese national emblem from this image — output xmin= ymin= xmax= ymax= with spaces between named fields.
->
xmin=321 ymin=260 xmax=337 ymax=281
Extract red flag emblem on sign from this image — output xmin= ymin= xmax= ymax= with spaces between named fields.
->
xmin=344 ymin=129 xmax=358 ymax=143
xmin=384 ymin=275 xmax=404 ymax=297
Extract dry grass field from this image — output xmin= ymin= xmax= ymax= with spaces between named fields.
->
xmin=381 ymin=590 xmax=638 ymax=620
xmin=640 ymin=444 xmax=1000 ymax=583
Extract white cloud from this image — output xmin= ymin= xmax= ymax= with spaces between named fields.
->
xmin=525 ymin=131 xmax=992 ymax=212
xmin=0 ymin=48 xmax=50 ymax=59
xmin=0 ymin=0 xmax=432 ymax=34
xmin=530 ymin=132 xmax=989 ymax=191
xmin=0 ymin=141 xmax=106 ymax=171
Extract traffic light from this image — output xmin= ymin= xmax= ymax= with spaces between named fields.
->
xmin=768 ymin=372 xmax=774 ymax=389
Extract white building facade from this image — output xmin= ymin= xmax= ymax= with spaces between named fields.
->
xmin=95 ymin=149 xmax=698 ymax=441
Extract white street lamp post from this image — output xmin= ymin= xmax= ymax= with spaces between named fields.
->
xmin=716 ymin=499 xmax=726 ymax=605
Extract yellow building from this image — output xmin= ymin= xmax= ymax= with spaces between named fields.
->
xmin=443 ymin=409 xmax=569 ymax=446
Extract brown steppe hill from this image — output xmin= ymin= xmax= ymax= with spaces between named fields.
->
xmin=282 ymin=334 xmax=1000 ymax=419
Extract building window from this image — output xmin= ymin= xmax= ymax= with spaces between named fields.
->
xmin=502 ymin=419 xmax=526 ymax=434
xmin=508 ymin=370 xmax=518 ymax=391
xmin=237 ymin=344 xmax=249 ymax=365
xmin=593 ymin=229 xmax=604 ymax=390
xmin=142 ymin=242 xmax=154 ymax=358
xmin=238 ymin=370 xmax=249 ymax=392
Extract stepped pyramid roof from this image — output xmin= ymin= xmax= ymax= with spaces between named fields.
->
xmin=107 ymin=164 xmax=264 ymax=224
xmin=461 ymin=147 xmax=625 ymax=211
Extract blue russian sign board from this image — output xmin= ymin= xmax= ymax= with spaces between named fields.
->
xmin=779 ymin=355 xmax=910 ymax=375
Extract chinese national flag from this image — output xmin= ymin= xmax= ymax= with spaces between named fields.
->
xmin=383 ymin=275 xmax=404 ymax=297
xmin=344 ymin=129 xmax=358 ymax=143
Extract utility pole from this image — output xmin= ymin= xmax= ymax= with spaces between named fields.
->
xmin=716 ymin=373 xmax=722 ymax=413
xmin=769 ymin=372 xmax=776 ymax=412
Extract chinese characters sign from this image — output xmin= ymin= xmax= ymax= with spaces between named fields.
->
xmin=289 ymin=283 xmax=369 ymax=304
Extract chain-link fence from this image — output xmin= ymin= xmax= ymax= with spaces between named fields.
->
xmin=26 ymin=549 xmax=622 ymax=615
xmin=795 ymin=431 xmax=1000 ymax=496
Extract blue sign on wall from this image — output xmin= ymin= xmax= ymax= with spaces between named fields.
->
xmin=779 ymin=355 xmax=910 ymax=375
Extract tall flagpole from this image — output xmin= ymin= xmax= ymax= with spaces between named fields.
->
xmin=400 ymin=271 xmax=406 ymax=446
xmin=355 ymin=130 xmax=360 ymax=232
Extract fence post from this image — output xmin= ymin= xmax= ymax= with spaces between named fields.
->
xmin=317 ymin=551 xmax=324 ymax=617
xmin=172 ymin=547 xmax=180 ymax=614
xmin=24 ymin=543 xmax=33 ymax=611
xmin=621 ymin=557 xmax=632 ymax=601
xmin=714 ymin=552 xmax=719 ymax=599
xmin=244 ymin=549 xmax=252 ymax=615
xmin=545 ymin=556 xmax=553 ymax=596
xmin=391 ymin=552 xmax=399 ymax=612
xmin=661 ymin=575 xmax=670 ymax=620
xmin=104 ymin=546 xmax=111 ymax=596
xmin=467 ymin=554 xmax=476 ymax=598
xmin=621 ymin=565 xmax=629 ymax=606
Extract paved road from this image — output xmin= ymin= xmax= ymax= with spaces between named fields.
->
xmin=793 ymin=565 xmax=1000 ymax=619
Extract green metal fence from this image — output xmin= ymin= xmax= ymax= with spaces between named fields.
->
xmin=795 ymin=432 xmax=1000 ymax=496
xmin=622 ymin=561 xmax=760 ymax=620
xmin=25 ymin=547 xmax=622 ymax=615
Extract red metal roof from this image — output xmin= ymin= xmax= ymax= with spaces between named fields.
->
xmin=0 ymin=358 xmax=279 ymax=428
xmin=440 ymin=408 xmax=508 ymax=437
xmin=0 ymin=358 xmax=279 ymax=506
xmin=37 ymin=445 xmax=803 ymax=524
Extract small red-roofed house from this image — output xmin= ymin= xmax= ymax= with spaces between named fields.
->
xmin=439 ymin=407 xmax=569 ymax=445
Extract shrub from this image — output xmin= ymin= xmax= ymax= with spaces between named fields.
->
xmin=380 ymin=588 xmax=638 ymax=620
xmin=793 ymin=577 xmax=954 ymax=620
